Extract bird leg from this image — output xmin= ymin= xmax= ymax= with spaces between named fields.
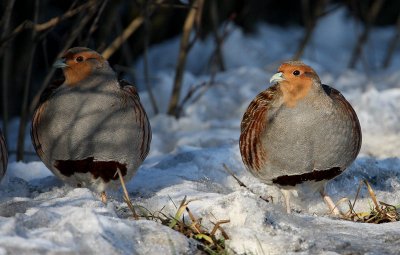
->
xmin=320 ymin=191 xmax=340 ymax=215
xmin=101 ymin=191 xmax=107 ymax=204
xmin=281 ymin=189 xmax=292 ymax=214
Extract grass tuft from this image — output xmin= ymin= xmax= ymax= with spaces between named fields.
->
xmin=340 ymin=180 xmax=400 ymax=224
xmin=117 ymin=170 xmax=230 ymax=254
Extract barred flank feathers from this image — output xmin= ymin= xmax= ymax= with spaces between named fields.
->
xmin=239 ymin=85 xmax=279 ymax=171
xmin=120 ymin=81 xmax=152 ymax=161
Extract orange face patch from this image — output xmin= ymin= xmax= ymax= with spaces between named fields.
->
xmin=276 ymin=62 xmax=318 ymax=107
xmin=62 ymin=49 xmax=105 ymax=86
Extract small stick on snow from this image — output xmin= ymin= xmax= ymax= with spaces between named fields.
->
xmin=222 ymin=164 xmax=270 ymax=203
xmin=115 ymin=168 xmax=139 ymax=220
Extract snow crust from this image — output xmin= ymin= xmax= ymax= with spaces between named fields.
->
xmin=1 ymin=9 xmax=400 ymax=255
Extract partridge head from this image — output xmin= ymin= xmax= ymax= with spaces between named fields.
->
xmin=239 ymin=61 xmax=362 ymax=213
xmin=31 ymin=47 xmax=151 ymax=202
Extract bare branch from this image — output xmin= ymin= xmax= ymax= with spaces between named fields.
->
xmin=167 ymin=0 xmax=204 ymax=117
xmin=83 ymin=0 xmax=110 ymax=46
xmin=383 ymin=12 xmax=400 ymax=68
xmin=293 ymin=0 xmax=326 ymax=60
xmin=0 ymin=1 xmax=94 ymax=46
xmin=142 ymin=0 xmax=159 ymax=114
xmin=1 ymin=0 xmax=16 ymax=140
xmin=17 ymin=0 xmax=39 ymax=161
xmin=348 ymin=0 xmax=385 ymax=68
xmin=102 ymin=17 xmax=144 ymax=60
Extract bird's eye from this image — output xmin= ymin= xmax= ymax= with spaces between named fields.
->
xmin=76 ymin=56 xmax=84 ymax=62
xmin=293 ymin=70 xmax=300 ymax=76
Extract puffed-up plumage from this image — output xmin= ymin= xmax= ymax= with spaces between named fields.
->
xmin=31 ymin=47 xmax=151 ymax=202
xmin=240 ymin=61 xmax=362 ymax=213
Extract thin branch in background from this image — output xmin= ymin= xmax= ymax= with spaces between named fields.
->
xmin=157 ymin=2 xmax=191 ymax=9
xmin=209 ymin=0 xmax=225 ymax=72
xmin=175 ymin=81 xmax=211 ymax=118
xmin=113 ymin=15 xmax=134 ymax=66
xmin=29 ymin=0 xmax=100 ymax=116
xmin=16 ymin=0 xmax=39 ymax=161
xmin=142 ymin=0 xmax=159 ymax=115
xmin=293 ymin=0 xmax=326 ymax=60
xmin=209 ymin=10 xmax=235 ymax=74
xmin=175 ymin=14 xmax=234 ymax=118
xmin=383 ymin=12 xmax=400 ymax=68
xmin=101 ymin=16 xmax=144 ymax=60
xmin=0 ymin=1 xmax=94 ymax=47
xmin=101 ymin=0 xmax=164 ymax=60
xmin=0 ymin=0 xmax=16 ymax=141
xmin=348 ymin=0 xmax=385 ymax=69
xmin=167 ymin=0 xmax=204 ymax=117
xmin=83 ymin=0 xmax=109 ymax=47
xmin=41 ymin=39 xmax=50 ymax=71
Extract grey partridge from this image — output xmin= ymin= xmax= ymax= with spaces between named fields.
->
xmin=239 ymin=61 xmax=362 ymax=213
xmin=0 ymin=129 xmax=7 ymax=181
xmin=31 ymin=47 xmax=151 ymax=202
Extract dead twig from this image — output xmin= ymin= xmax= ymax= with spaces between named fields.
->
xmin=0 ymin=0 xmax=16 ymax=140
xmin=293 ymin=0 xmax=326 ymax=60
xmin=167 ymin=0 xmax=204 ymax=117
xmin=116 ymin=168 xmax=139 ymax=220
xmin=0 ymin=1 xmax=94 ymax=47
xmin=175 ymin=81 xmax=211 ymax=118
xmin=223 ymin=164 xmax=271 ymax=203
xmin=348 ymin=0 xmax=385 ymax=68
xmin=142 ymin=0 xmax=159 ymax=115
xmin=102 ymin=16 xmax=144 ymax=60
xmin=383 ymin=12 xmax=400 ymax=68
xmin=16 ymin=0 xmax=39 ymax=161
xmin=83 ymin=0 xmax=109 ymax=46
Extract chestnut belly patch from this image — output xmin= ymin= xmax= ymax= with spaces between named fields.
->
xmin=272 ymin=167 xmax=342 ymax=186
xmin=54 ymin=157 xmax=127 ymax=182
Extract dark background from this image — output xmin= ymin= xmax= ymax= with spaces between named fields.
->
xmin=1 ymin=0 xmax=399 ymax=160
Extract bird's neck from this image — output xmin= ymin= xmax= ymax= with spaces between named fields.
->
xmin=280 ymin=80 xmax=312 ymax=108
xmin=64 ymin=68 xmax=115 ymax=89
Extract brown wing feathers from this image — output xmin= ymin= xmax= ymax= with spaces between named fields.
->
xmin=240 ymin=85 xmax=279 ymax=171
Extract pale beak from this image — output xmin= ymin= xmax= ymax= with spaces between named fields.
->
xmin=269 ymin=72 xmax=285 ymax=84
xmin=53 ymin=59 xmax=69 ymax=69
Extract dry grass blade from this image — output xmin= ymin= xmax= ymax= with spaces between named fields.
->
xmin=157 ymin=196 xmax=230 ymax=254
xmin=340 ymin=180 xmax=400 ymax=224
xmin=210 ymin=220 xmax=230 ymax=238
xmin=169 ymin=195 xmax=189 ymax=228
xmin=364 ymin=180 xmax=380 ymax=212
xmin=116 ymin=168 xmax=139 ymax=220
xmin=186 ymin=207 xmax=203 ymax=234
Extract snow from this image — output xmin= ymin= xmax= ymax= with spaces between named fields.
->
xmin=1 ymin=8 xmax=400 ymax=254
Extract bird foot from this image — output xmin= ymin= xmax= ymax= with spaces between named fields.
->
xmin=281 ymin=189 xmax=292 ymax=214
xmin=101 ymin=191 xmax=107 ymax=204
xmin=323 ymin=194 xmax=341 ymax=215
